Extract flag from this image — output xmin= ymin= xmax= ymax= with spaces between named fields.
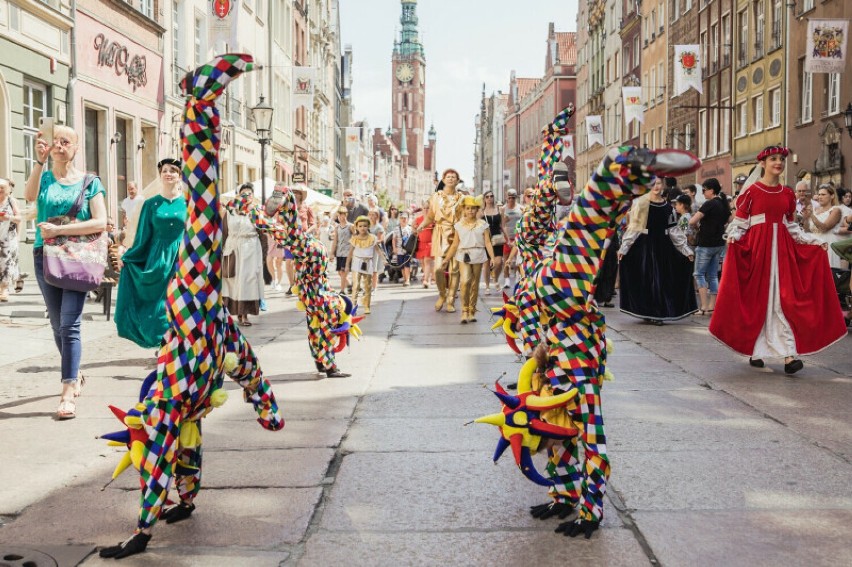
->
xmin=208 ymin=0 xmax=239 ymax=50
xmin=586 ymin=115 xmax=604 ymax=148
xmin=562 ymin=134 xmax=575 ymax=159
xmin=806 ymin=19 xmax=849 ymax=73
xmin=344 ymin=127 xmax=360 ymax=156
xmin=674 ymin=45 xmax=703 ymax=96
xmin=482 ymin=180 xmax=492 ymax=192
xmin=292 ymin=67 xmax=317 ymax=110
xmin=622 ymin=87 xmax=644 ymax=124
xmin=524 ymin=159 xmax=536 ymax=180
xmin=502 ymin=169 xmax=511 ymax=187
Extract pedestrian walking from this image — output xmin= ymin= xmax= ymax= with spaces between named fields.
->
xmin=24 ymin=124 xmax=107 ymax=419
xmin=119 ymin=181 xmax=144 ymax=229
xmin=710 ymin=145 xmax=847 ymax=374
xmin=331 ymin=207 xmax=354 ymax=293
xmin=0 ymin=177 xmax=23 ymax=301
xmin=413 ymin=205 xmax=434 ymax=288
xmin=688 ymin=178 xmax=731 ymax=315
xmin=501 ymin=188 xmax=523 ymax=289
xmin=348 ymin=215 xmax=377 ymax=314
xmin=414 ymin=169 xmax=465 ymax=312
xmin=617 ymin=177 xmax=697 ymax=324
xmin=390 ymin=211 xmax=414 ymax=286
xmin=222 ymin=183 xmax=265 ymax=326
xmin=114 ymin=158 xmax=186 ymax=348
xmin=369 ymin=208 xmax=385 ymax=292
xmin=481 ymin=190 xmax=503 ymax=295
xmin=442 ymin=195 xmax=494 ymax=323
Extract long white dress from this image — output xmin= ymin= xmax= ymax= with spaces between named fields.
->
xmin=811 ymin=207 xmax=844 ymax=269
xmin=222 ymin=212 xmax=264 ymax=314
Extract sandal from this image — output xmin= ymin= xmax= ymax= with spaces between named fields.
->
xmin=57 ymin=398 xmax=76 ymax=420
xmin=74 ymin=374 xmax=85 ymax=397
xmin=14 ymin=278 xmax=24 ymax=293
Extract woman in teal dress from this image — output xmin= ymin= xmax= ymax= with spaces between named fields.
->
xmin=115 ymin=159 xmax=186 ymax=348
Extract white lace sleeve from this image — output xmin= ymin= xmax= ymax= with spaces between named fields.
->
xmin=724 ymin=216 xmax=749 ymax=242
xmin=668 ymin=227 xmax=693 ymax=257
xmin=784 ymin=218 xmax=823 ymax=245
xmin=618 ymin=230 xmax=641 ymax=256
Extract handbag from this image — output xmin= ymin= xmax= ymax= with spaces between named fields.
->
xmin=222 ymin=251 xmax=236 ymax=278
xmin=491 ymin=232 xmax=506 ymax=246
xmin=42 ymin=174 xmax=108 ymax=292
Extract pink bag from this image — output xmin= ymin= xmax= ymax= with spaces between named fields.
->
xmin=42 ymin=174 xmax=108 ymax=292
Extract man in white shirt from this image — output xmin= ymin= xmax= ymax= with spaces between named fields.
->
xmin=120 ymin=181 xmax=145 ymax=228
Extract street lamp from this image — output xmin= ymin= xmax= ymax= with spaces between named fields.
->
xmin=250 ymin=96 xmax=274 ymax=201
xmin=844 ymin=103 xmax=852 ymax=139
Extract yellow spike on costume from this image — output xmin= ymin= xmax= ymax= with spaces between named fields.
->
xmin=179 ymin=422 xmax=201 ymax=448
xmin=502 ymin=318 xmax=518 ymax=339
xmin=107 ymin=440 xmax=126 ymax=447
xmin=491 ymin=319 xmax=504 ymax=331
xmin=505 ymin=305 xmax=519 ymax=315
xmin=526 ymin=389 xmax=578 ymax=411
xmin=124 ymin=415 xmax=143 ymax=428
xmin=111 ymin=452 xmax=133 ymax=480
xmin=517 ymin=358 xmax=538 ymax=393
xmin=223 ymin=352 xmax=238 ymax=373
xmin=490 ymin=306 xmax=503 ymax=314
xmin=130 ymin=442 xmax=145 ymax=471
xmin=474 ymin=413 xmax=507 ymax=427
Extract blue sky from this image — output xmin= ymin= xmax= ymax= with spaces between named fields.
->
xmin=339 ymin=0 xmax=578 ymax=184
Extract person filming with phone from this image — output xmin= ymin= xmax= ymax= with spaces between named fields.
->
xmin=24 ymin=124 xmax=107 ymax=420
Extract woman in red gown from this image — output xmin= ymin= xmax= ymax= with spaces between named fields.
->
xmin=709 ymin=145 xmax=847 ymax=373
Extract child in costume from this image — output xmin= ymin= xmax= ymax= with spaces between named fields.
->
xmin=348 ymin=216 xmax=377 ymax=314
xmin=442 ymin=195 xmax=494 ymax=323
xmin=98 ymin=55 xmax=284 ymax=560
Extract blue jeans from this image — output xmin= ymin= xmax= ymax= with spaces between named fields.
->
xmin=33 ymin=248 xmax=86 ymax=384
xmin=693 ymin=245 xmax=725 ymax=292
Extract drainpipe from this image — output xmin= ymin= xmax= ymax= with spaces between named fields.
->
xmin=66 ymin=0 xmax=77 ymax=128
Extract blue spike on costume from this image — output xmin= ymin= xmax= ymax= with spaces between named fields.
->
xmin=494 ymin=391 xmax=521 ymax=409
xmin=493 ymin=436 xmax=511 ymax=462
xmin=100 ymin=430 xmax=131 ymax=444
xmin=519 ymin=447 xmax=556 ymax=486
xmin=138 ymin=370 xmax=158 ymax=403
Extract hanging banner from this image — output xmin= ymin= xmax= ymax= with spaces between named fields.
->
xmin=674 ymin=45 xmax=703 ymax=96
xmin=622 ymin=86 xmax=644 ymax=124
xmin=524 ymin=159 xmax=536 ymax=180
xmin=502 ymin=169 xmax=511 ymax=187
xmin=292 ymin=67 xmax=317 ymax=110
xmin=586 ymin=115 xmax=604 ymax=148
xmin=344 ymin=127 xmax=360 ymax=156
xmin=482 ymin=180 xmax=492 ymax=192
xmin=806 ymin=19 xmax=848 ymax=74
xmin=208 ymin=0 xmax=240 ymax=50
xmin=562 ymin=134 xmax=575 ymax=159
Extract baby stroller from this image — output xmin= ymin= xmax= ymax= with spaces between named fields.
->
xmin=831 ymin=268 xmax=851 ymax=327
xmin=382 ymin=232 xmax=419 ymax=284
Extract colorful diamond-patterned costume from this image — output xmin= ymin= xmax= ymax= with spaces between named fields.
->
xmin=482 ymin=142 xmax=701 ymax=536
xmin=100 ymin=55 xmax=284 ymax=551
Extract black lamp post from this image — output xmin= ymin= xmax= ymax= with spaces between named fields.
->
xmin=844 ymin=103 xmax=852 ymax=139
xmin=250 ymin=96 xmax=274 ymax=201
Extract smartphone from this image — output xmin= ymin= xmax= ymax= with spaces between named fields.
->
xmin=38 ymin=117 xmax=55 ymax=145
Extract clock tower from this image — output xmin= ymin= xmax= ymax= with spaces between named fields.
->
xmin=391 ymin=0 xmax=427 ymax=171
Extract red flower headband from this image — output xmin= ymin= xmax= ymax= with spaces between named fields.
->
xmin=757 ymin=145 xmax=790 ymax=161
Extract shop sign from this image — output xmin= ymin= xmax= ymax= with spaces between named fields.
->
xmin=292 ymin=172 xmax=306 ymax=183
xmin=93 ymin=33 xmax=148 ymax=91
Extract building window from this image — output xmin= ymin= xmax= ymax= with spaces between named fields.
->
xmin=671 ymin=0 xmax=679 ymax=22
xmin=84 ymin=107 xmax=102 ymax=176
xmin=770 ymin=88 xmax=781 ymax=126
xmin=685 ymin=0 xmax=693 ymax=11
xmin=650 ymin=68 xmax=656 ymax=107
xmin=827 ymin=73 xmax=840 ymax=115
xmin=802 ymin=0 xmax=814 ymax=12
xmin=737 ymin=101 xmax=747 ymax=136
xmin=623 ymin=46 xmax=631 ymax=75
xmin=701 ymin=31 xmax=709 ymax=76
xmin=699 ymin=109 xmax=707 ymax=157
xmin=772 ymin=0 xmax=782 ymax=49
xmin=802 ymin=66 xmax=813 ymax=122
xmin=22 ymin=82 xmax=48 ymax=179
xmin=753 ymin=94 xmax=764 ymax=132
xmin=721 ymin=99 xmax=731 ymax=151
xmin=139 ymin=0 xmax=153 ymax=18
xmin=650 ymin=128 xmax=656 ymax=150
xmin=194 ymin=15 xmax=204 ymax=67
xmin=722 ymin=14 xmax=732 ymax=67
xmin=711 ymin=108 xmax=719 ymax=155
xmin=633 ymin=36 xmax=640 ymax=67
xmin=711 ymin=23 xmax=719 ymax=72
xmin=658 ymin=62 xmax=665 ymax=102
xmin=738 ymin=9 xmax=748 ymax=66
xmin=753 ymin=0 xmax=764 ymax=59
xmin=672 ymin=127 xmax=680 ymax=149
xmin=685 ymin=123 xmax=693 ymax=151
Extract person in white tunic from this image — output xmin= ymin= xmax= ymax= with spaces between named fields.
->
xmin=347 ymin=216 xmax=377 ymax=314
xmin=802 ymin=183 xmax=844 ymax=269
xmin=443 ymin=195 xmax=495 ymax=324
xmin=222 ymin=184 xmax=265 ymax=326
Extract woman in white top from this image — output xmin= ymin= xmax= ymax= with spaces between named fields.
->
xmin=803 ymin=183 xmax=843 ymax=268
xmin=443 ymin=195 xmax=495 ymax=323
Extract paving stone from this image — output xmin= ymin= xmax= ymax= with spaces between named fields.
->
xmin=342 ymin=417 xmax=495 ymax=452
xmin=81 ymin=547 xmax=289 ymax=567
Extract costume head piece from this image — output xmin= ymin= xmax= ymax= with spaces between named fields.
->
xmin=354 ymin=215 xmax=371 ymax=228
xmin=157 ymin=158 xmax=181 ymax=171
xmin=462 ymin=195 xmax=484 ymax=208
xmin=756 ymin=145 xmax=790 ymax=162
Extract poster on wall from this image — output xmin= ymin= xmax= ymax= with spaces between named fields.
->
xmin=806 ymin=19 xmax=849 ymax=73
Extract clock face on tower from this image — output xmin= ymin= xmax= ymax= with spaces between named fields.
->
xmin=395 ymin=63 xmax=414 ymax=83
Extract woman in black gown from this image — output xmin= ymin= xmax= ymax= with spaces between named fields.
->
xmin=617 ymin=177 xmax=697 ymax=324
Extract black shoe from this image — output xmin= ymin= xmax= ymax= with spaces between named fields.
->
xmin=555 ymin=518 xmax=600 ymax=539
xmin=99 ymin=532 xmax=152 ymax=559
xmin=285 ymin=289 xmax=293 ymax=296
xmin=749 ymin=358 xmax=765 ymax=368
xmin=161 ymin=502 xmax=195 ymax=524
xmin=784 ymin=359 xmax=804 ymax=374
xmin=326 ymin=368 xmax=351 ymax=378
xmin=530 ymin=501 xmax=575 ymax=520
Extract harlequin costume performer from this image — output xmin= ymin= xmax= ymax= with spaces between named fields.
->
xmin=709 ymin=145 xmax=847 ymax=374
xmin=265 ymin=187 xmax=360 ymax=378
xmin=478 ymin=146 xmax=702 ymax=538
xmin=491 ymin=105 xmax=575 ymax=357
xmin=98 ymin=54 xmax=284 ymax=559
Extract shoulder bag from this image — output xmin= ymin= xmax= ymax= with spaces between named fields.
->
xmin=401 ymin=226 xmax=419 ymax=256
xmin=42 ymin=174 xmax=108 ymax=292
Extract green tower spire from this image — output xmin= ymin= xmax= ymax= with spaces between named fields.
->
xmin=398 ymin=0 xmax=424 ymax=59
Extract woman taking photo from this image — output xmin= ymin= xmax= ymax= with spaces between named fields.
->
xmin=114 ymin=158 xmax=186 ymax=348
xmin=24 ymin=125 xmax=107 ymax=420
xmin=710 ymin=146 xmax=847 ymax=374
xmin=480 ymin=190 xmax=503 ymax=295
